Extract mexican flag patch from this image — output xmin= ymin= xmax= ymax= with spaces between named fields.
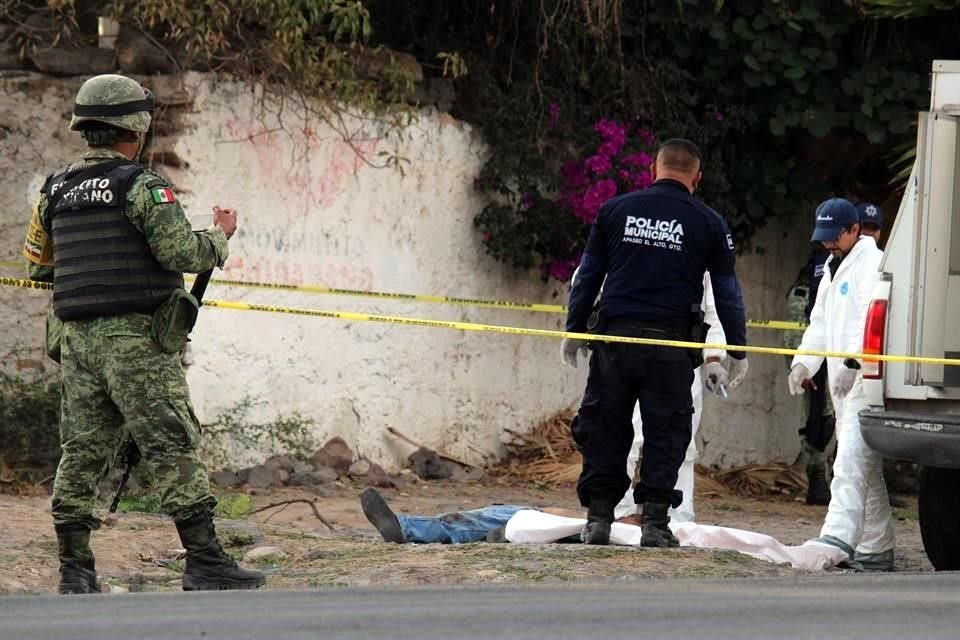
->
xmin=151 ymin=187 xmax=176 ymax=204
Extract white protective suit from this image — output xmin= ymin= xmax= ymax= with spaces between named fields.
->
xmin=614 ymin=274 xmax=726 ymax=522
xmin=790 ymin=235 xmax=894 ymax=557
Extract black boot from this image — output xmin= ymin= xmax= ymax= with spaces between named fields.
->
xmin=581 ymin=499 xmax=614 ymax=545
xmin=175 ymin=512 xmax=266 ymax=591
xmin=55 ymin=523 xmax=100 ymax=594
xmin=806 ymin=461 xmax=831 ymax=505
xmin=640 ymin=502 xmax=680 ymax=548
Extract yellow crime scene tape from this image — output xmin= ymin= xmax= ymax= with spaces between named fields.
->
xmin=0 ymin=260 xmax=804 ymax=330
xmin=4 ymin=274 xmax=959 ymax=367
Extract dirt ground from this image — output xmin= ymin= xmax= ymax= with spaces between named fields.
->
xmin=0 ymin=473 xmax=930 ymax=595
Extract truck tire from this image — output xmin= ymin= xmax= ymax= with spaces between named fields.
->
xmin=918 ymin=466 xmax=960 ymax=571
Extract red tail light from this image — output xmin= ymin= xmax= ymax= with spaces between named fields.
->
xmin=863 ymin=299 xmax=888 ymax=379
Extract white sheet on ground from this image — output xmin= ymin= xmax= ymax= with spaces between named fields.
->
xmin=504 ymin=509 xmax=847 ymax=571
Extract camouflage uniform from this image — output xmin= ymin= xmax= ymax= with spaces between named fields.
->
xmin=28 ymin=148 xmax=228 ymax=529
xmin=24 ymin=74 xmax=263 ymax=593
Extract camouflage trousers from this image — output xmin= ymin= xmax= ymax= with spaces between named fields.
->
xmin=52 ymin=313 xmax=215 ymax=529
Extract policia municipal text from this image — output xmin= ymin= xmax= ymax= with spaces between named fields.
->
xmin=562 ymin=139 xmax=749 ymax=547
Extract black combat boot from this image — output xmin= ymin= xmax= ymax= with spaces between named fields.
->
xmin=804 ymin=443 xmax=831 ymax=505
xmin=806 ymin=462 xmax=831 ymax=505
xmin=581 ymin=499 xmax=615 ymax=545
xmin=640 ymin=502 xmax=680 ymax=548
xmin=175 ymin=512 xmax=266 ymax=591
xmin=55 ymin=523 xmax=100 ymax=594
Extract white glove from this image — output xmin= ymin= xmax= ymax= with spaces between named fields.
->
xmin=180 ymin=342 xmax=195 ymax=368
xmin=726 ymin=356 xmax=749 ymax=389
xmin=561 ymin=338 xmax=588 ymax=368
xmin=832 ymin=365 xmax=859 ymax=399
xmin=788 ymin=363 xmax=813 ymax=396
xmin=702 ymin=360 xmax=729 ymax=395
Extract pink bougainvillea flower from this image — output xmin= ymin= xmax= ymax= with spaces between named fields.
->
xmin=584 ymin=154 xmax=612 ymax=175
xmin=622 ymin=152 xmax=652 ymax=168
xmin=577 ymin=178 xmax=618 ymax=223
xmin=547 ymin=257 xmax=578 ymax=282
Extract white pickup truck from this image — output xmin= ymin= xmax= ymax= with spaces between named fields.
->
xmin=859 ymin=60 xmax=960 ymax=571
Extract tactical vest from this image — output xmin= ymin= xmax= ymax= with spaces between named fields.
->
xmin=47 ymin=161 xmax=183 ymax=320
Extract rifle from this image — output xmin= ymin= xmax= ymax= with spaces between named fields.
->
xmin=109 ymin=267 xmax=215 ymax=513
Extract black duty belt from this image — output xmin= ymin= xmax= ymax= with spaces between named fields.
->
xmin=603 ymin=318 xmax=689 ymax=341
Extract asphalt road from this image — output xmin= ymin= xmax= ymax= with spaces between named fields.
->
xmin=2 ymin=573 xmax=958 ymax=639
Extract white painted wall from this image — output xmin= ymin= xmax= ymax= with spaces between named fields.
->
xmin=0 ymin=72 xmax=808 ymax=471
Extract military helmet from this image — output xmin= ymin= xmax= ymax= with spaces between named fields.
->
xmin=70 ymin=74 xmax=154 ymax=133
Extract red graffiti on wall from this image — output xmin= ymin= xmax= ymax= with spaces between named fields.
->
xmin=222 ymin=119 xmax=379 ymax=211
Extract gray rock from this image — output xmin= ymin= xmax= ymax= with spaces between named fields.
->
xmin=243 ymin=546 xmax=287 ymax=563
xmin=210 ymin=470 xmax=240 ymax=488
xmin=237 ymin=467 xmax=252 ymax=484
xmin=348 ymin=459 xmax=371 ymax=476
xmin=408 ymin=447 xmax=450 ymax=480
xmin=246 ymin=464 xmax=279 ymax=488
xmin=448 ymin=463 xmax=485 ymax=483
xmin=291 ymin=459 xmax=314 ymax=474
xmin=287 ymin=468 xmax=338 ymax=487
xmin=264 ymin=454 xmax=297 ymax=472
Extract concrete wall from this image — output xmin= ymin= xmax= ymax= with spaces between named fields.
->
xmin=0 ymin=72 xmax=809 ymax=470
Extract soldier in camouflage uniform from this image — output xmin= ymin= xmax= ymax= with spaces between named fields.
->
xmin=784 ymin=245 xmax=835 ymax=505
xmin=23 ymin=74 xmax=265 ymax=594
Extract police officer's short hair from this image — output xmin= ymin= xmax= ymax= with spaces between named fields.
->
xmin=657 ymin=138 xmax=702 ymax=173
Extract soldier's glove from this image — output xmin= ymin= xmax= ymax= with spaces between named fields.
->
xmin=702 ymin=360 xmax=729 ymax=395
xmin=832 ymin=360 xmax=860 ymax=399
xmin=788 ymin=363 xmax=813 ymax=396
xmin=725 ymin=355 xmax=749 ymax=389
xmin=561 ymin=338 xmax=589 ymax=368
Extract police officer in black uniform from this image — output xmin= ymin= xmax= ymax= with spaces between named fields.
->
xmin=562 ymin=139 xmax=748 ymax=547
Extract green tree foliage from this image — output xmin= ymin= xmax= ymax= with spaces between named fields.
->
xmin=368 ymin=0 xmax=960 ymax=278
xmin=5 ymin=0 xmax=960 ymax=278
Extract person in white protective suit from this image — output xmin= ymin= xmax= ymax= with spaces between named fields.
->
xmin=615 ymin=273 xmax=731 ymax=523
xmin=787 ymin=197 xmax=894 ymax=572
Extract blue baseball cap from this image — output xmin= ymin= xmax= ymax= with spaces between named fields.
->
xmin=811 ymin=198 xmax=859 ymax=242
xmin=857 ymin=202 xmax=883 ymax=229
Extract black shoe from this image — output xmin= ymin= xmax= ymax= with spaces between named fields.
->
xmin=360 ymin=488 xmax=405 ymax=543
xmin=176 ymin=512 xmax=266 ymax=591
xmin=806 ymin=463 xmax=831 ymax=506
xmin=640 ymin=502 xmax=680 ymax=548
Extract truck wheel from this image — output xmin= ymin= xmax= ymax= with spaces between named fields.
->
xmin=918 ymin=466 xmax=960 ymax=571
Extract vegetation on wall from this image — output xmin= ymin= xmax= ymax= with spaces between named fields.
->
xmin=373 ymin=0 xmax=960 ymax=277
xmin=4 ymin=0 xmax=960 ymax=278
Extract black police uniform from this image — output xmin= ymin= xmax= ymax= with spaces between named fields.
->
xmin=802 ymin=246 xmax=834 ymax=453
xmin=566 ymin=178 xmax=747 ymax=513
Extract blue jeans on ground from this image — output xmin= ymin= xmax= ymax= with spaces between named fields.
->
xmin=397 ymin=505 xmax=528 ymax=543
